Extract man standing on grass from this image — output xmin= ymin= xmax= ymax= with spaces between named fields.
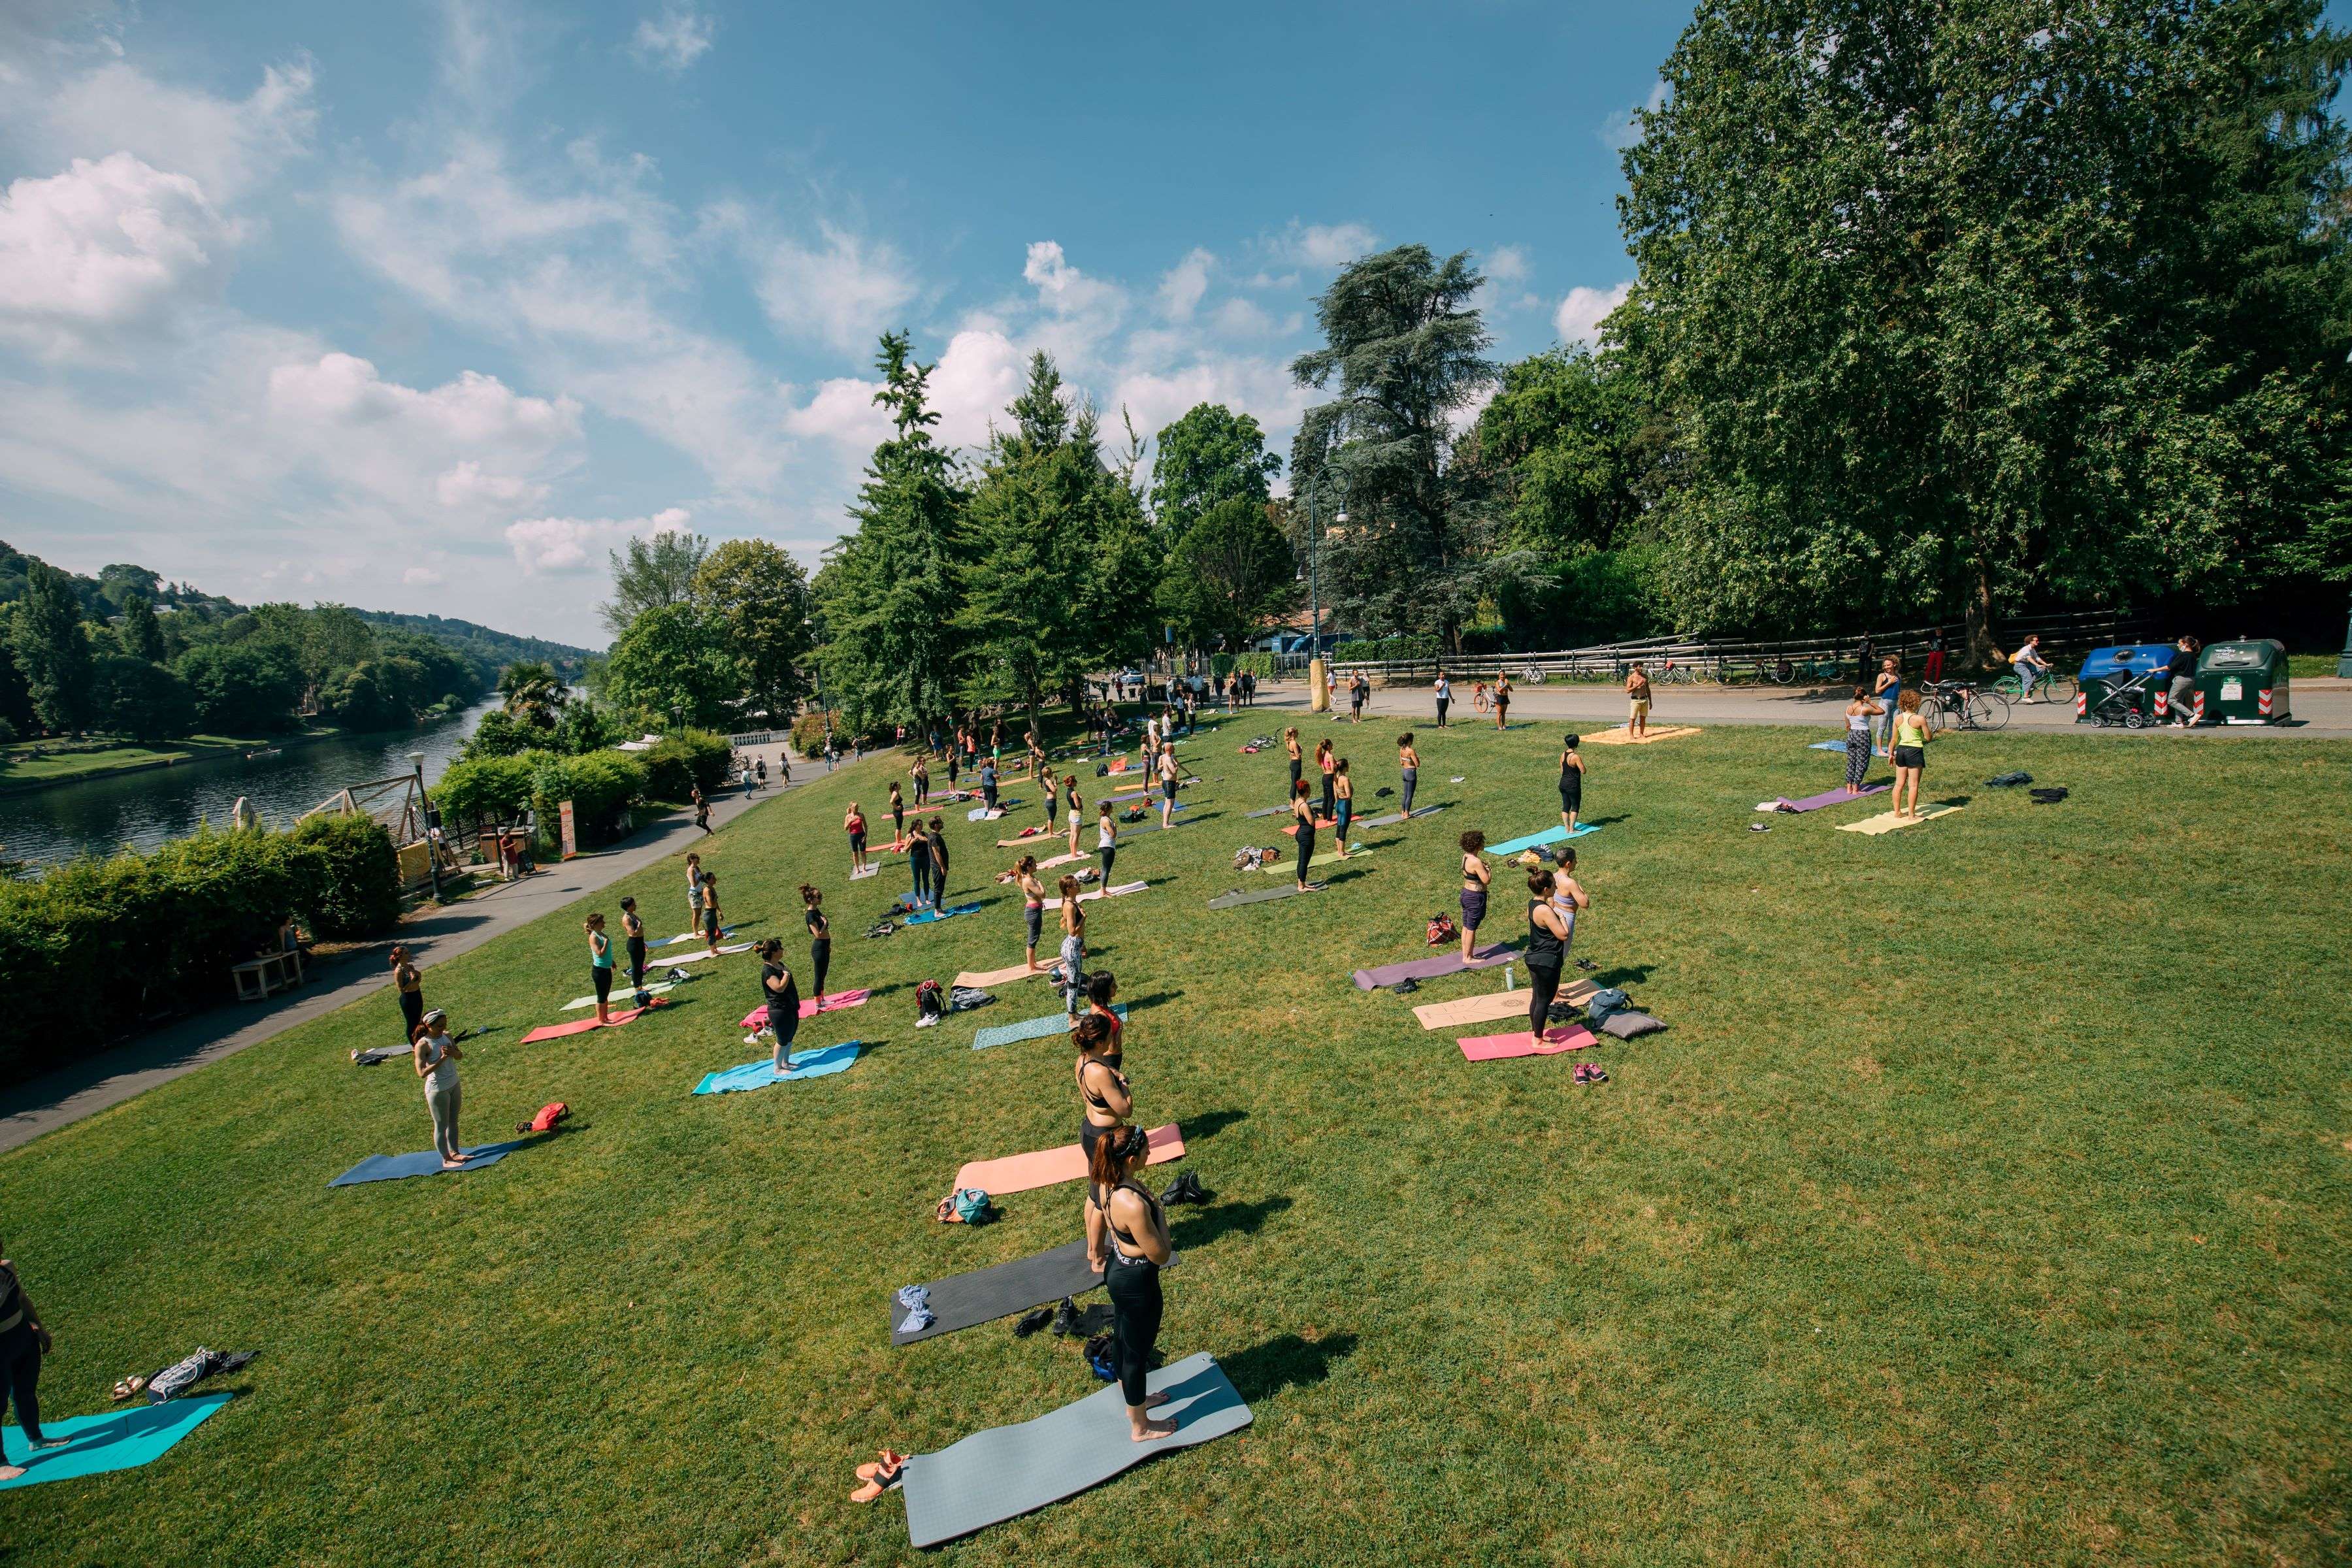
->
xmin=1626 ymin=663 xmax=1653 ymax=738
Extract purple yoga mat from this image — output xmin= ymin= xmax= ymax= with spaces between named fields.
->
xmin=1773 ymin=783 xmax=1889 ymax=813
xmin=1352 ymin=943 xmax=1520 ymax=991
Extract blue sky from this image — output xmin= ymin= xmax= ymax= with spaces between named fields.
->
xmin=0 ymin=1 xmax=1689 ymax=642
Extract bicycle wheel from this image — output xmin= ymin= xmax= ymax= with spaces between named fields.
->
xmin=1968 ymin=690 xmax=2011 ymax=731
xmin=1917 ymin=695 xmax=1948 ymax=734
xmin=2040 ymin=672 xmax=2076 ymax=703
xmin=1990 ymin=674 xmax=2021 ymax=699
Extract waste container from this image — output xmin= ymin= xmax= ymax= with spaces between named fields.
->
xmin=2073 ymin=644 xmax=2174 ymax=725
xmin=2193 ymin=639 xmax=2291 ymax=725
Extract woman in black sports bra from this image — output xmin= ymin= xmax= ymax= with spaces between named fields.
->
xmin=1524 ymin=867 xmax=1571 ymax=1042
xmin=1075 ymin=1011 xmax=1130 ymax=1156
xmin=1086 ymin=1125 xmax=1178 ymax=1442
xmin=1289 ymin=779 xmax=1319 ymax=890
xmin=800 ymin=884 xmax=831 ymax=998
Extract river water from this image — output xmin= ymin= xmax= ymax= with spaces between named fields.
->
xmin=0 ymin=696 xmax=502 ymax=870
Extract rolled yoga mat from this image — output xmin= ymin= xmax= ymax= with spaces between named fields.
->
xmin=1765 ymin=783 xmax=1887 ymax=813
xmin=972 ymin=1002 xmax=1126 ymax=1051
xmin=330 ymin=1140 xmax=529 ymax=1186
xmin=1458 ymin=1025 xmax=1597 ymax=1062
xmin=953 ymin=1122 xmax=1183 ymax=1196
xmin=0 ymin=1392 xmax=233 ymax=1490
xmin=737 ymin=990 xmax=871 ymax=1029
xmin=1838 ymin=804 xmax=1963 ymax=836
xmin=1482 ymin=824 xmax=1599 ymax=858
xmin=900 ymin=1352 xmax=1252 ymax=1548
xmin=693 ymin=1041 xmax=863 ymax=1094
xmin=1352 ymin=943 xmax=1518 ymax=992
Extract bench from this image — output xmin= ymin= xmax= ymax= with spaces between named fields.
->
xmin=231 ymin=950 xmax=304 ymax=1002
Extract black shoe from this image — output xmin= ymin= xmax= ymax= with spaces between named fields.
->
xmin=1575 ymin=958 xmax=1599 ymax=973
xmin=1051 ymin=1296 xmax=1082 ymax=1337
xmin=1013 ymin=1306 xmax=1054 ymax=1338
xmin=1161 ymin=1171 xmax=1211 ymax=1205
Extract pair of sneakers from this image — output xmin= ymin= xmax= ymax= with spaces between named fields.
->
xmin=1573 ymin=1062 xmax=1609 ymax=1085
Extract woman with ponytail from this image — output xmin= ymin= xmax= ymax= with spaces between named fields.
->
xmin=1086 ymin=1124 xmax=1177 ymax=1442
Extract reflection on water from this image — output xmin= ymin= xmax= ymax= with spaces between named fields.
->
xmin=0 ymin=697 xmax=501 ymax=871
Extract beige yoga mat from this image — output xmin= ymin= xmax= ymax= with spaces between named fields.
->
xmin=954 ymin=962 xmax=1055 ymax=989
xmin=1040 ymin=881 xmax=1149 ymax=909
xmin=1838 ymin=804 xmax=1964 ymax=836
xmin=1411 ymin=978 xmax=1596 ymax=1030
xmin=1580 ymin=725 xmax=1703 ymax=747
xmin=662 ymin=942 xmax=754 ymax=965
xmin=954 ymin=1123 xmax=1184 ymax=1196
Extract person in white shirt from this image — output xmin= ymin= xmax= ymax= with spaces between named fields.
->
xmin=2010 ymin=635 xmax=2051 ymax=700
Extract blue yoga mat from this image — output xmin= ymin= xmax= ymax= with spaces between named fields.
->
xmin=329 ymin=1140 xmax=528 ymax=1187
xmin=972 ymin=1003 xmax=1126 ymax=1051
xmin=1484 ymin=824 xmax=1599 ymax=858
xmin=904 ymin=903 xmax=981 ymax=925
xmin=1 ymin=1393 xmax=233 ymax=1489
xmin=693 ymin=1040 xmax=863 ymax=1094
xmin=1809 ymin=739 xmax=1852 ymax=752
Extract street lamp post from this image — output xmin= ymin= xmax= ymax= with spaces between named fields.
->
xmin=1305 ymin=469 xmax=1342 ymax=713
xmin=2338 ymin=594 xmax=2352 ymax=679
xmin=408 ymin=750 xmax=440 ymax=904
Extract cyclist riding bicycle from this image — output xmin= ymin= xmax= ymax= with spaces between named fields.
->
xmin=2009 ymin=635 xmax=2053 ymax=702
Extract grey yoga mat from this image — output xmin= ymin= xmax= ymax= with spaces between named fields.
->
xmin=1207 ymin=883 xmax=1320 ymax=910
xmin=1351 ymin=942 xmax=1519 ymax=991
xmin=900 ymin=1351 xmax=1252 ymax=1547
xmin=972 ymin=1003 xmax=1127 ymax=1051
xmin=890 ymin=1235 xmax=1175 ymax=1343
xmin=1360 ymin=804 xmax=1450 ymax=828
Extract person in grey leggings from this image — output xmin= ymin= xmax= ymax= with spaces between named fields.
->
xmin=412 ymin=1009 xmax=468 ymax=1168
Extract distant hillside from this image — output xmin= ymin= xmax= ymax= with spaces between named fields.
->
xmin=0 ymin=541 xmax=595 ymax=679
xmin=349 ymin=610 xmax=596 ymax=680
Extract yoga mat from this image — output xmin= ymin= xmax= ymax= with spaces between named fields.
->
xmin=1808 ymin=739 xmax=1851 ymax=752
xmin=954 ymin=1122 xmax=1183 ymax=1196
xmin=972 ymin=1003 xmax=1126 ymax=1050
xmin=693 ymin=1041 xmax=864 ymax=1094
xmin=1838 ymin=805 xmax=1964 ymax=836
xmin=0 ymin=1393 xmax=233 ymax=1490
xmin=967 ymin=807 xmax=1005 ymax=822
xmin=889 ymin=1239 xmax=1105 ymax=1345
xmin=955 ymin=962 xmax=1053 ymax=989
xmin=1358 ymin=804 xmax=1450 ymax=828
xmin=1279 ymin=818 xmax=1338 ymax=835
xmin=1353 ymin=943 xmax=1518 ymax=991
xmin=1483 ymin=824 xmax=1599 ymax=858
xmin=901 ymin=1352 xmax=1250 ymax=1548
xmin=655 ymin=926 xmax=736 ymax=946
xmin=329 ymin=1140 xmax=528 ymax=1186
xmin=564 ymin=978 xmax=686 ymax=1010
xmin=736 ymin=990 xmax=872 ymax=1030
xmin=1034 ymin=851 xmax=1088 ymax=870
xmin=850 ymin=865 xmax=881 ymax=880
xmin=520 ymin=1002 xmax=661 ymax=1043
xmin=1414 ymin=981 xmax=1578 ymax=1029
xmin=1041 ymin=881 xmax=1149 ymax=908
xmin=1207 ymin=883 xmax=1319 ymax=909
xmin=995 ymin=830 xmax=1056 ymax=847
xmin=1244 ymin=806 xmax=1288 ymax=819
xmin=662 ymin=943 xmax=754 ymax=965
xmin=1580 ymin=725 xmax=1701 ymax=747
xmin=1767 ymin=783 xmax=1888 ymax=813
xmin=1458 ymin=1025 xmax=1597 ymax=1061
xmin=904 ymin=903 xmax=982 ymax=924
xmin=1264 ymin=845 xmax=1367 ymax=871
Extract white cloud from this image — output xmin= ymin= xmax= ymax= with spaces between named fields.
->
xmin=785 ymin=376 xmax=892 ymax=448
xmin=1554 ymin=282 xmax=1632 ymax=346
xmin=505 ymin=507 xmax=691 ymax=573
xmin=1209 ymin=297 xmax=1272 ymax=336
xmin=436 ymin=460 xmax=551 ymax=510
xmin=929 ymin=327 xmax=1029 ymax=449
xmin=631 ymin=6 xmax=715 ymax=71
xmin=0 ymin=154 xmax=238 ymax=355
xmin=1157 ymin=248 xmax=1213 ymax=321
xmin=1600 ymin=80 xmax=1669 ymax=152
xmin=268 ymin=352 xmax=581 ymax=448
xmin=1485 ymin=245 xmax=1531 ymax=285
xmin=403 ymin=566 xmax=445 ymax=585
xmin=1021 ymin=240 xmax=1127 ymax=368
xmin=1277 ymin=221 xmax=1377 ymax=269
xmin=751 ymin=223 xmax=919 ymax=354
xmin=37 ymin=59 xmax=315 ymax=203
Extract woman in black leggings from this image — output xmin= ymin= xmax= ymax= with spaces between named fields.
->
xmin=0 ymin=1235 xmax=64 ymax=1480
xmin=1289 ymin=779 xmax=1319 ymax=891
xmin=1086 ymin=1126 xmax=1178 ymax=1442
xmin=1524 ymin=868 xmax=1571 ymax=1042
xmin=800 ymin=884 xmax=831 ymax=998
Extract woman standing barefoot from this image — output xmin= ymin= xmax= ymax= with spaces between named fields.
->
xmin=843 ymin=804 xmax=868 ymax=876
xmin=1096 ymin=800 xmax=1119 ymax=886
xmin=0 ymin=1236 xmax=65 ymax=1480
xmin=1887 ymin=691 xmax=1931 ymax=818
xmin=413 ymin=1009 xmax=467 ymax=1168
xmin=619 ymin=897 xmax=648 ymax=1002
xmin=698 ymin=874 xmax=725 ymax=956
xmin=1397 ymin=732 xmax=1420 ymax=815
xmin=1331 ymin=759 xmax=1355 ymax=859
xmin=585 ymin=913 xmax=616 ymax=1026
xmin=1458 ymin=830 xmax=1492 ymax=961
xmin=1842 ymin=687 xmax=1883 ymax=794
xmin=1283 ymin=727 xmax=1303 ymax=803
xmin=1064 ymin=774 xmax=1085 ymax=858
xmin=1556 ymin=733 xmax=1586 ymax=833
xmin=1055 ymin=881 xmax=1088 ymax=1018
xmin=1523 ymin=869 xmax=1571 ymax=1043
xmin=1290 ymin=779 xmax=1320 ymax=892
xmin=1017 ymin=855 xmax=1047 ymax=971
xmin=1315 ymin=738 xmax=1337 ymax=822
xmin=389 ymin=945 xmax=425 ymax=1051
xmin=887 ymin=781 xmax=907 ymax=852
xmin=1085 ymin=1126 xmax=1179 ymax=1442
xmin=801 ymin=885 xmax=832 ymax=998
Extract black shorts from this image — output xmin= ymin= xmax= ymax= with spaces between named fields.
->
xmin=849 ymin=830 xmax=866 ymax=853
xmin=1893 ymin=746 xmax=1925 ymax=770
xmin=1025 ymin=906 xmax=1043 ymax=946
xmin=1079 ymin=1119 xmax=1122 ymax=1157
xmin=1162 ymin=778 xmax=1177 ymax=802
xmin=768 ymin=1007 xmax=797 ymax=1049
xmin=1460 ymin=889 xmax=1487 ymax=930
xmin=1560 ymin=783 xmax=1582 ymax=812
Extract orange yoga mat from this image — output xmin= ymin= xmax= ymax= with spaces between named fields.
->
xmin=953 ymin=962 xmax=1054 ymax=990
xmin=953 ymin=1122 xmax=1184 ymax=1196
xmin=1579 ymin=725 xmax=1702 ymax=747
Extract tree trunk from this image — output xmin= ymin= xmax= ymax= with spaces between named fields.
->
xmin=1963 ymin=566 xmax=2000 ymax=670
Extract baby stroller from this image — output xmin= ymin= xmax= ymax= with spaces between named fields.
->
xmin=2084 ymin=665 xmax=2162 ymax=727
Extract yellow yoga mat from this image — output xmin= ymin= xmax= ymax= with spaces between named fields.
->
xmin=1838 ymin=805 xmax=1964 ymax=836
xmin=1579 ymin=725 xmax=1703 ymax=747
xmin=1410 ymin=979 xmax=1595 ymax=1030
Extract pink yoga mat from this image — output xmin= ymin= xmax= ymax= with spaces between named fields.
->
xmin=521 ymin=1001 xmax=662 ymax=1043
xmin=1353 ymin=943 xmax=1519 ymax=991
xmin=953 ymin=1122 xmax=1184 ymax=1196
xmin=737 ymin=990 xmax=872 ymax=1030
xmin=1772 ymin=783 xmax=1888 ymax=813
xmin=1457 ymin=1025 xmax=1597 ymax=1062
xmin=1281 ymin=819 xmax=1339 ymax=836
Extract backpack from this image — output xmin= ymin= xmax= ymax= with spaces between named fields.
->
xmin=1083 ymin=1331 xmax=1119 ymax=1382
xmin=1426 ymin=913 xmax=1458 ymax=947
xmin=1584 ymin=987 xmax=1632 ymax=1026
xmin=936 ymin=1187 xmax=994 ymax=1225
xmin=663 ymin=966 xmax=693 ymax=984
xmin=916 ymin=979 xmax=945 ymax=1019
xmin=515 ymin=1101 xmax=569 ymax=1134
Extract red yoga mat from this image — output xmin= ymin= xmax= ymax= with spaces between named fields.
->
xmin=521 ymin=999 xmax=665 ymax=1044
xmin=1280 ymin=819 xmax=1338 ymax=836
xmin=1457 ymin=1025 xmax=1597 ymax=1062
xmin=737 ymin=990 xmax=872 ymax=1030
xmin=953 ymin=1122 xmax=1184 ymax=1196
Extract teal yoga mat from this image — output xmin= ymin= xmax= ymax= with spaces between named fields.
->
xmin=1484 ymin=824 xmax=1599 ymax=858
xmin=693 ymin=1040 xmax=863 ymax=1094
xmin=973 ymin=1003 xmax=1126 ymax=1051
xmin=330 ymin=1141 xmax=527 ymax=1186
xmin=1 ymin=1393 xmax=232 ymax=1489
xmin=904 ymin=903 xmax=981 ymax=925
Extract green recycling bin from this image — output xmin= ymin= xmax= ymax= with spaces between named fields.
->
xmin=2194 ymin=639 xmax=2291 ymax=725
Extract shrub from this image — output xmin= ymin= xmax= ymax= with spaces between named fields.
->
xmin=790 ymin=711 xmax=834 ymax=760
xmin=290 ymin=813 xmax=402 ymax=938
xmin=638 ymin=728 xmax=730 ymax=800
xmin=460 ymin=708 xmax=542 ymax=760
xmin=434 ymin=755 xmax=536 ymax=823
xmin=530 ymin=751 xmax=648 ymax=843
xmin=1214 ymin=652 xmax=1275 ymax=679
xmin=1331 ymin=636 xmax=1440 ymax=664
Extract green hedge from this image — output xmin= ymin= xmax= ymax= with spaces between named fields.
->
xmin=1331 ymin=635 xmax=1441 ymax=663
xmin=638 ymin=728 xmax=731 ymax=802
xmin=1213 ymin=653 xmax=1276 ymax=679
xmin=434 ymin=755 xmax=536 ymax=823
xmin=531 ymin=752 xmax=647 ymax=842
xmin=0 ymin=823 xmax=400 ymax=1085
xmin=790 ymin=711 xmax=833 ymax=760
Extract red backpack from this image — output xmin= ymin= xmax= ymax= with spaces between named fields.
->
xmin=516 ymin=1101 xmax=570 ymax=1135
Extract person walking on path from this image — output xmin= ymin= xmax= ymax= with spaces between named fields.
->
xmin=1557 ymin=734 xmax=1586 ymax=833
xmin=390 ymin=945 xmax=425 ymax=1049
xmin=2166 ymin=637 xmax=2199 ymax=727
xmin=0 ymin=1235 xmax=67 ymax=1480
xmin=413 ymin=1008 xmax=467 ymax=1169
xmin=692 ymin=785 xmax=712 ymax=836
xmin=1842 ymin=688 xmax=1883 ymax=793
xmin=1872 ymin=657 xmax=1904 ymax=753
xmin=1086 ymin=1126 xmax=1179 ymax=1443
xmin=1492 ymin=672 xmax=1512 ymax=730
xmin=1397 ymin=732 xmax=1420 ymax=816
xmin=1433 ymin=671 xmax=1452 ymax=728
xmin=1923 ymin=627 xmax=1947 ymax=686
xmin=1625 ymin=664 xmax=1653 ymax=738
xmin=1458 ymin=830 xmax=1491 ymax=961
xmin=1887 ymin=691 xmax=1931 ymax=818
xmin=585 ymin=913 xmax=617 ymax=1026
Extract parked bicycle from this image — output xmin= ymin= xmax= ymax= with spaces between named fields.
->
xmin=1918 ymin=679 xmax=2010 ymax=733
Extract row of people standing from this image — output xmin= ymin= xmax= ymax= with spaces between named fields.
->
xmin=1071 ymin=973 xmax=1179 ymax=1441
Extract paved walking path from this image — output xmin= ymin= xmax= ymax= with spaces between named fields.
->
xmin=0 ymin=743 xmax=838 ymax=1156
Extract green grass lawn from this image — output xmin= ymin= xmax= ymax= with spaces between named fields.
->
xmin=5 ymin=713 xmax=2347 ymax=1565
xmin=0 ymin=729 xmax=332 ymax=787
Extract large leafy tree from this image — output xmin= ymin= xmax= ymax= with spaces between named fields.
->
xmin=1290 ymin=245 xmax=1517 ymax=647
xmin=600 ymin=528 xmax=712 ymax=638
xmin=119 ymin=593 xmax=168 ymax=664
xmin=10 ymin=561 xmax=92 ymax=732
xmin=497 ymin=660 xmax=568 ymax=727
xmin=1471 ymin=346 xmax=1654 ymax=559
xmin=1622 ymin=0 xmax=2352 ymax=655
xmin=601 ymin=603 xmax=738 ymax=729
xmin=1155 ymin=497 xmax=1298 ymax=652
xmin=1149 ymin=402 xmax=1282 ymax=536
xmin=813 ymin=331 xmax=970 ymax=735
xmin=692 ymin=538 xmax=813 ymax=723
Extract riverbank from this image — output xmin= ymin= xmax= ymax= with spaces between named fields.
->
xmin=0 ymin=726 xmax=344 ymax=796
